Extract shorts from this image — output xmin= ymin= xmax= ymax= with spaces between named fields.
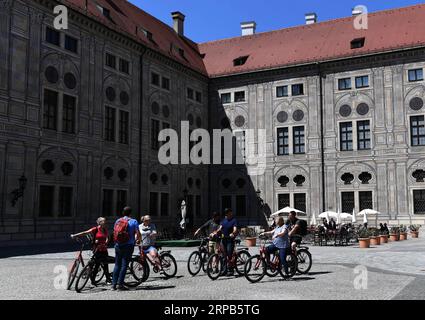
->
xmin=208 ymin=241 xmax=219 ymax=253
xmin=290 ymin=235 xmax=302 ymax=245
xmin=143 ymin=246 xmax=157 ymax=254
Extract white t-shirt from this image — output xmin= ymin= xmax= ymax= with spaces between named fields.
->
xmin=139 ymin=223 xmax=157 ymax=247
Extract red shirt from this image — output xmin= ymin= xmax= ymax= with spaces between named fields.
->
xmin=90 ymin=226 xmax=109 ymax=252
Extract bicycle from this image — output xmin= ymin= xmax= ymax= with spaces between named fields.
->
xmin=244 ymin=236 xmax=297 ymax=283
xmin=206 ymin=238 xmax=251 ymax=281
xmin=187 ymin=238 xmax=211 ymax=276
xmin=294 ymin=244 xmax=312 ymax=275
xmin=67 ymin=235 xmax=105 ymax=290
xmin=129 ymin=244 xmax=178 ymax=286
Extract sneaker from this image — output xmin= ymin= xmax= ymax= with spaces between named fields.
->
xmin=111 ymin=285 xmax=117 ymax=291
xmin=117 ymin=285 xmax=129 ymax=291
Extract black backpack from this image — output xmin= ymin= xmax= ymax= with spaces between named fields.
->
xmin=298 ymin=219 xmax=308 ymax=236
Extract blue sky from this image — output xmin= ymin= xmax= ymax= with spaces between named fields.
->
xmin=129 ymin=0 xmax=425 ymax=43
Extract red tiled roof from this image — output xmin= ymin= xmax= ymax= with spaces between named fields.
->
xmin=199 ymin=4 xmax=425 ymax=77
xmin=61 ymin=0 xmax=208 ymax=75
xmin=59 ymin=1 xmax=425 ymax=78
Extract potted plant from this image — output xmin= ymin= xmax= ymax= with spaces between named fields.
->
xmin=245 ymin=227 xmax=257 ymax=247
xmin=399 ymin=225 xmax=408 ymax=241
xmin=369 ymin=228 xmax=381 ymax=246
xmin=409 ymin=225 xmax=421 ymax=239
xmin=358 ymin=228 xmax=371 ymax=249
xmin=380 ymin=229 xmax=389 ymax=244
xmin=389 ymin=227 xmax=400 ymax=241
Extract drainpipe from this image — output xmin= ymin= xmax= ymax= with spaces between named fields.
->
xmin=138 ymin=49 xmax=147 ymax=222
xmin=318 ymin=63 xmax=326 ymax=212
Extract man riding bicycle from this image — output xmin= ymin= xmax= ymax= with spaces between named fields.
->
xmin=260 ymin=216 xmax=289 ymax=274
xmin=216 ymin=208 xmax=238 ymax=275
xmin=287 ymin=211 xmax=305 ymax=252
xmin=194 ymin=212 xmax=221 ymax=254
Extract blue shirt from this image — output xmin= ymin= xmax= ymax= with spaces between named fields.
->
xmin=114 ymin=216 xmax=139 ymax=246
xmin=221 ymin=218 xmax=238 ymax=237
xmin=272 ymin=225 xmax=289 ymax=249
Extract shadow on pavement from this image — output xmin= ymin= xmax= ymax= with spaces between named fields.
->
xmin=307 ymin=271 xmax=332 ymax=276
xmin=0 ymin=241 xmax=81 ymax=259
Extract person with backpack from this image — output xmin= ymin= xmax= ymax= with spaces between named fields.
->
xmin=112 ymin=207 xmax=141 ymax=291
xmin=286 ymin=211 xmax=308 ymax=252
xmin=71 ymin=217 xmax=112 ymax=285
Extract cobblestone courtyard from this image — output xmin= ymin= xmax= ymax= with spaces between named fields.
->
xmin=0 ymin=235 xmax=424 ymax=300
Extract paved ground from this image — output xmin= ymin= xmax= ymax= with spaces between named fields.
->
xmin=0 ymin=235 xmax=425 ymax=300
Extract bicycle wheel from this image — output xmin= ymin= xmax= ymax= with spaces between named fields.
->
xmin=206 ymin=254 xmax=224 ymax=281
xmin=187 ymin=251 xmax=203 ymax=276
xmin=279 ymin=253 xmax=298 ymax=279
xmin=93 ymin=265 xmax=105 ymax=285
xmin=201 ymin=251 xmax=209 ymax=273
xmin=75 ymin=264 xmax=92 ymax=293
xmin=297 ymin=249 xmax=312 ymax=274
xmin=67 ymin=259 xmax=80 ymax=290
xmin=265 ymin=255 xmax=279 ymax=278
xmin=235 ymin=250 xmax=251 ymax=276
xmin=124 ymin=257 xmax=143 ymax=288
xmin=160 ymin=253 xmax=178 ymax=278
xmin=130 ymin=259 xmax=149 ymax=283
xmin=244 ymin=255 xmax=266 ymax=283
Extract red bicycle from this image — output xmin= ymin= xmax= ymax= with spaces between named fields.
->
xmin=244 ymin=235 xmax=297 ymax=283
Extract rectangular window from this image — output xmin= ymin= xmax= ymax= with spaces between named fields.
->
xmin=276 ymin=86 xmax=288 ymax=97
xmin=340 ymin=122 xmax=353 ymax=151
xmin=46 ymin=27 xmax=60 ymax=46
xmin=414 ymin=190 xmax=425 ymax=214
xmin=294 ymin=193 xmax=306 ymax=213
xmin=116 ymin=190 xmax=127 ymax=215
xmin=187 ymin=88 xmax=194 ymax=100
xmin=236 ymin=195 xmax=246 ymax=216
xmin=196 ymin=91 xmax=202 ymax=103
xmin=355 ymin=75 xmax=369 ymax=88
xmin=341 ymin=192 xmax=355 ymax=214
xmin=43 ymin=89 xmax=58 ymax=130
xmin=277 ymin=127 xmax=289 ymax=156
xmin=105 ymin=53 xmax=116 ymax=69
xmin=351 ymin=37 xmax=365 ymax=49
xmin=62 ymin=94 xmax=76 ymax=134
xmin=195 ymin=195 xmax=201 ymax=217
xmin=234 ymin=91 xmax=245 ymax=102
xmin=357 ymin=120 xmax=371 ymax=150
xmin=221 ymin=93 xmax=231 ymax=104
xmin=119 ymin=111 xmax=129 ymax=144
xmin=221 ymin=196 xmax=232 ymax=214
xmin=105 ymin=106 xmax=116 ymax=142
xmin=102 ymin=189 xmax=114 ymax=217
xmin=411 ymin=116 xmax=425 ymax=146
xmin=151 ymin=72 xmax=160 ymax=86
xmin=338 ymin=78 xmax=352 ymax=90
xmin=162 ymin=77 xmax=170 ymax=90
xmin=39 ymin=186 xmax=55 ymax=217
xmin=119 ymin=58 xmax=130 ymax=74
xmin=64 ymin=35 xmax=78 ymax=53
xmin=292 ymin=84 xmax=304 ymax=96
xmin=149 ymin=192 xmax=159 ymax=216
xmin=58 ymin=187 xmax=73 ymax=217
xmin=151 ymin=119 xmax=160 ymax=150
xmin=359 ymin=191 xmax=373 ymax=211
xmin=234 ymin=131 xmax=246 ymax=163
xmin=293 ymin=126 xmax=305 ymax=154
xmin=161 ymin=193 xmax=169 ymax=217
xmin=278 ymin=194 xmax=290 ymax=210
xmin=408 ymin=69 xmax=424 ymax=82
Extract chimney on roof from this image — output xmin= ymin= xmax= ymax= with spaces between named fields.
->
xmin=352 ymin=6 xmax=364 ymax=16
xmin=305 ymin=13 xmax=317 ymax=25
xmin=241 ymin=21 xmax=256 ymax=36
xmin=172 ymin=11 xmax=185 ymax=36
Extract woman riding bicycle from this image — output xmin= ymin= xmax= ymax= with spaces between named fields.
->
xmin=260 ymin=216 xmax=289 ymax=274
xmin=194 ymin=212 xmax=222 ymax=254
xmin=71 ymin=217 xmax=112 ymax=285
xmin=139 ymin=215 xmax=161 ymax=270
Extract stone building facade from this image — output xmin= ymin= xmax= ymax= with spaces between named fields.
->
xmin=1 ymin=0 xmax=425 ymax=246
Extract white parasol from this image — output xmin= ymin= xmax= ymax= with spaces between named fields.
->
xmin=180 ymin=200 xmax=187 ymax=230
xmin=310 ymin=213 xmax=317 ymax=225
xmin=352 ymin=209 xmax=357 ymax=223
xmin=270 ymin=207 xmax=305 ymax=218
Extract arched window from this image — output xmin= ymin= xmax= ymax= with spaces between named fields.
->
xmin=341 ymin=173 xmax=355 ymax=185
xmin=277 ymin=176 xmax=289 ymax=187
xmin=359 ymin=172 xmax=372 ymax=184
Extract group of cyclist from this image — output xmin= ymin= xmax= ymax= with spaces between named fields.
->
xmin=195 ymin=208 xmax=304 ymax=276
xmin=71 ymin=207 xmax=160 ymax=291
xmin=70 ymin=205 xmax=304 ymax=290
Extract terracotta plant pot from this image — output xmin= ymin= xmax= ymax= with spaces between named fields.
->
xmin=359 ymin=238 xmax=370 ymax=249
xmin=399 ymin=233 xmax=407 ymax=241
xmin=411 ymin=231 xmax=419 ymax=239
xmin=380 ymin=235 xmax=389 ymax=244
xmin=245 ymin=237 xmax=257 ymax=247
xmin=370 ymin=236 xmax=381 ymax=246
xmin=390 ymin=234 xmax=399 ymax=241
